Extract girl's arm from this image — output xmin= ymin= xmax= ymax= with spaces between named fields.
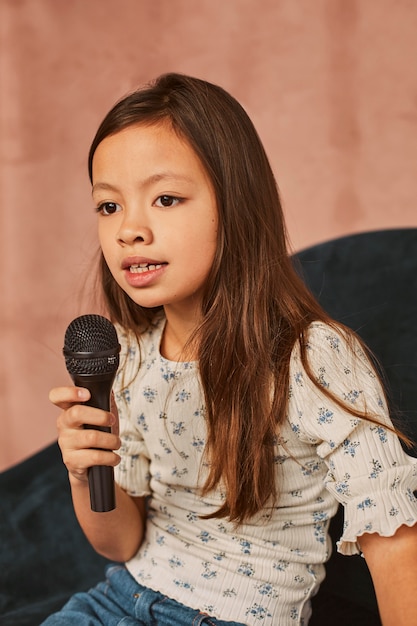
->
xmin=50 ymin=385 xmax=146 ymax=563
xmin=359 ymin=524 xmax=417 ymax=626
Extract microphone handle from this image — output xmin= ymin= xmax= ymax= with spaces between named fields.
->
xmin=71 ymin=372 xmax=116 ymax=512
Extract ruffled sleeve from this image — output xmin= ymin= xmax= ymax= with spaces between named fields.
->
xmin=289 ymin=322 xmax=417 ymax=556
xmin=112 ymin=326 xmax=152 ymax=497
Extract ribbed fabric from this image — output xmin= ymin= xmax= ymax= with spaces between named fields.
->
xmin=113 ymin=318 xmax=417 ymax=626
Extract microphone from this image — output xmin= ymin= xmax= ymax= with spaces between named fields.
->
xmin=63 ymin=314 xmax=120 ymax=512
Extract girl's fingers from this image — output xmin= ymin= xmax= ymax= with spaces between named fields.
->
xmin=59 ymin=426 xmax=120 ymax=455
xmin=57 ymin=403 xmax=115 ymax=430
xmin=62 ymin=448 xmax=121 ymax=483
xmin=58 ymin=417 xmax=121 ymax=482
xmin=49 ymin=386 xmax=90 ymax=409
xmin=51 ymin=385 xmax=121 ymax=484
xmin=51 ymin=387 xmax=118 ymax=432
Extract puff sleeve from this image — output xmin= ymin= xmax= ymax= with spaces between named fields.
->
xmin=289 ymin=322 xmax=417 ymax=556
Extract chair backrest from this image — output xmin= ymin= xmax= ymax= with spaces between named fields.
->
xmin=295 ymin=227 xmax=417 ymax=625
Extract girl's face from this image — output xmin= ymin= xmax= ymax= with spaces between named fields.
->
xmin=92 ymin=122 xmax=218 ymax=323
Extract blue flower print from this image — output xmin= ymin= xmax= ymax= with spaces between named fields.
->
xmin=326 ymin=334 xmax=340 ymax=351
xmin=198 ymin=530 xmax=217 ymax=544
xmin=159 ymin=504 xmax=172 ymax=517
xmin=342 ymin=438 xmax=360 ymax=457
xmin=116 ymin=388 xmax=131 ymax=404
xmin=245 ymin=603 xmax=272 ymax=620
xmin=175 ymin=389 xmax=191 ymax=402
xmin=160 ymin=363 xmax=180 ymax=382
xmin=223 ymin=588 xmax=237 ymax=598
xmin=294 ymin=371 xmax=304 ymax=386
xmin=290 ymin=548 xmax=307 ymax=558
xmin=357 ymin=497 xmax=376 ymax=511
xmin=406 ymin=488 xmax=417 ymax=503
xmin=301 ymin=459 xmax=322 ymax=476
xmin=171 ymin=421 xmax=186 ymax=435
xmin=166 ymin=523 xmax=180 ymax=535
xmin=145 ymin=356 xmax=157 ymax=371
xmin=233 ymin=537 xmax=252 ymax=554
xmin=390 ymin=475 xmax=401 ymax=490
xmin=335 ymin=474 xmax=351 ymax=497
xmin=389 ymin=507 xmax=399 ymax=516
xmin=237 ymin=562 xmax=255 ymax=577
xmin=283 ymin=521 xmax=294 ymax=530
xmin=255 ymin=582 xmax=279 ymax=599
xmin=313 ymin=522 xmax=326 ymax=544
xmin=317 ymin=367 xmax=329 ymax=389
xmin=201 ymin=562 xmax=218 ymax=580
xmin=343 ymin=389 xmax=362 ymax=404
xmin=191 ymin=436 xmax=205 ymax=453
xmin=143 ymin=386 xmax=157 ymax=403
xmin=317 ymin=407 xmax=334 ymax=425
xmin=376 ymin=394 xmax=385 ymax=408
xmin=159 ymin=439 xmax=172 ymax=454
xmin=369 ymin=459 xmax=383 ymax=479
xmin=273 ymin=560 xmax=289 ymax=572
xmin=168 ymin=555 xmax=184 ymax=569
xmin=290 ymin=422 xmax=300 ymax=435
xmin=125 ymin=453 xmax=140 ymax=470
xmin=313 ymin=510 xmax=328 ymax=523
xmin=289 ymin=606 xmax=299 ymax=620
xmin=173 ymin=579 xmax=195 ymax=592
xmin=171 ymin=466 xmax=188 ymax=479
xmin=370 ymin=425 xmax=388 ymax=444
xmin=136 ymin=413 xmax=148 ymax=431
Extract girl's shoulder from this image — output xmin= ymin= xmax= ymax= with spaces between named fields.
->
xmin=298 ymin=319 xmax=357 ymax=354
xmin=292 ymin=319 xmax=371 ymax=378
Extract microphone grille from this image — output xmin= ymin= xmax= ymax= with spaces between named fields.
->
xmin=63 ymin=314 xmax=120 ymax=376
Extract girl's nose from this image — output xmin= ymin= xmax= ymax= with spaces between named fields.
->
xmin=116 ymin=214 xmax=153 ymax=246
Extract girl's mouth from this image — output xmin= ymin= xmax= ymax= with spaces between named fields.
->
xmin=129 ymin=263 xmax=164 ymax=274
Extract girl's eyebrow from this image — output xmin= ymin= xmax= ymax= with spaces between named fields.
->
xmin=92 ymin=172 xmax=194 ymax=196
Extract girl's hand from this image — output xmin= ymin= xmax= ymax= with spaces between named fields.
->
xmin=49 ymin=386 xmax=121 ymax=485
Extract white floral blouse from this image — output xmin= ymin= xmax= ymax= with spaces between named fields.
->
xmin=113 ymin=317 xmax=417 ymax=626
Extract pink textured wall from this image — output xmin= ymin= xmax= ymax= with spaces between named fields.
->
xmin=1 ymin=0 xmax=417 ymax=471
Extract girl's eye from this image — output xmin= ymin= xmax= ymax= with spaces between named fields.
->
xmin=155 ymin=195 xmax=182 ymax=208
xmin=96 ymin=202 xmax=121 ymax=216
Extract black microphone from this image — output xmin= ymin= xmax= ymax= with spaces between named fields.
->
xmin=63 ymin=314 xmax=120 ymax=512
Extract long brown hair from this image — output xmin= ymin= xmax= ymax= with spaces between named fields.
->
xmin=88 ymin=73 xmax=395 ymax=523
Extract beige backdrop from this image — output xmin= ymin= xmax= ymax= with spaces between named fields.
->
xmin=1 ymin=0 xmax=417 ymax=471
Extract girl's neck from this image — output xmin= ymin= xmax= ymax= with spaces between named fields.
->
xmin=160 ymin=311 xmax=200 ymax=362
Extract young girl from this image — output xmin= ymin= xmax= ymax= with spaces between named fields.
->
xmin=44 ymin=73 xmax=417 ymax=626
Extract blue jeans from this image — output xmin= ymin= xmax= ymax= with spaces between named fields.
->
xmin=40 ymin=564 xmax=246 ymax=625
